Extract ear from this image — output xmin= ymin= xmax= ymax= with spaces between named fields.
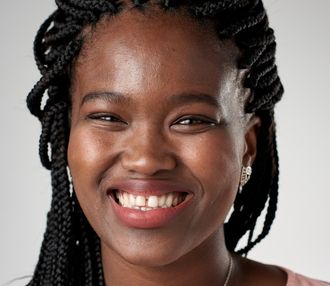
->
xmin=243 ymin=115 xmax=261 ymax=166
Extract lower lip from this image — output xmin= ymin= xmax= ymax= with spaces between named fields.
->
xmin=109 ymin=194 xmax=193 ymax=229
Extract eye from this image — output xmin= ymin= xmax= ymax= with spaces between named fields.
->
xmin=176 ymin=117 xmax=214 ymax=125
xmin=87 ymin=113 xmax=128 ymax=126
xmin=171 ymin=116 xmax=218 ymax=133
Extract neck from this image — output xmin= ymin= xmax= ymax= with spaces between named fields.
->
xmin=101 ymin=229 xmax=231 ymax=286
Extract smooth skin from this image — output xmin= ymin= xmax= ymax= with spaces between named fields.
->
xmin=68 ymin=7 xmax=287 ymax=286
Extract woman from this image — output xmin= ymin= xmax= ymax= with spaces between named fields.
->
xmin=25 ymin=0 xmax=329 ymax=285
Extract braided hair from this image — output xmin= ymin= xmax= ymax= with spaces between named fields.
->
xmin=26 ymin=0 xmax=283 ymax=285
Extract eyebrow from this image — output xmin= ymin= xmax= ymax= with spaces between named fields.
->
xmin=170 ymin=92 xmax=220 ymax=108
xmin=81 ymin=91 xmax=220 ymax=108
xmin=81 ymin=91 xmax=131 ymax=106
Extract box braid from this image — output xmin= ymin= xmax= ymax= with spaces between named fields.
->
xmin=26 ymin=0 xmax=283 ymax=285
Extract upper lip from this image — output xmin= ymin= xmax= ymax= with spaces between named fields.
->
xmin=106 ymin=179 xmax=194 ymax=197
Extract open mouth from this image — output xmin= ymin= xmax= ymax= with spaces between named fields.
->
xmin=111 ymin=190 xmax=188 ymax=211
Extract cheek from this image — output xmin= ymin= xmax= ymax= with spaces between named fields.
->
xmin=67 ymin=126 xmax=114 ymax=226
xmin=68 ymin=127 xmax=103 ymax=186
xmin=179 ymin=129 xmax=243 ymax=222
xmin=182 ymin=130 xmax=242 ymax=187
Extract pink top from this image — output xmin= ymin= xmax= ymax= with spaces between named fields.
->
xmin=285 ymin=268 xmax=330 ymax=286
xmin=6 ymin=269 xmax=330 ymax=285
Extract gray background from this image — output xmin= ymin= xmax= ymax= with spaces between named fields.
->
xmin=1 ymin=0 xmax=329 ymax=284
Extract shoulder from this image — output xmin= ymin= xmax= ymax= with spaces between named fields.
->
xmin=283 ymin=268 xmax=330 ymax=286
xmin=233 ymin=255 xmax=329 ymax=286
xmin=233 ymin=255 xmax=287 ymax=286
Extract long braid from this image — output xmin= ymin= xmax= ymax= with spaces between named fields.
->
xmin=190 ymin=0 xmax=282 ymax=254
xmin=26 ymin=2 xmax=120 ymax=284
xmin=71 ymin=193 xmax=105 ymax=284
xmin=27 ymin=0 xmax=283 ymax=284
xmin=28 ymin=102 xmax=73 ymax=285
xmin=224 ymin=111 xmax=279 ymax=254
xmin=27 ymin=38 xmax=82 ymax=120
xmin=237 ymin=120 xmax=279 ymax=254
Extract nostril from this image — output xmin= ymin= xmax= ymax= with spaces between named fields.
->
xmin=120 ymin=144 xmax=177 ymax=176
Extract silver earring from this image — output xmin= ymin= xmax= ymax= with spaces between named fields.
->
xmin=239 ymin=166 xmax=252 ymax=191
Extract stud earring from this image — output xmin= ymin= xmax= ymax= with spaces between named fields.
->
xmin=239 ymin=166 xmax=252 ymax=191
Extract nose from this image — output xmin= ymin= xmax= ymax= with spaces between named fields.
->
xmin=120 ymin=126 xmax=177 ymax=176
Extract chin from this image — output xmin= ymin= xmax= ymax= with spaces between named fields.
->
xmin=123 ymin=251 xmax=180 ymax=268
xmin=101 ymin=230 xmax=190 ymax=268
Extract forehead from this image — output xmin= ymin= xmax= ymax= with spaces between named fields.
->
xmin=72 ymin=8 xmax=242 ymax=104
xmin=80 ymin=7 xmax=235 ymax=57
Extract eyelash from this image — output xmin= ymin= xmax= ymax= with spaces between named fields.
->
xmin=88 ymin=113 xmax=126 ymax=124
xmin=87 ymin=113 xmax=219 ymax=131
xmin=173 ymin=116 xmax=217 ymax=126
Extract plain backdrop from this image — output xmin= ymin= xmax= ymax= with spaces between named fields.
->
xmin=1 ymin=0 xmax=329 ymax=284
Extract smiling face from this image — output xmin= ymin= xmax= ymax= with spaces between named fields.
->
xmin=68 ymin=9 xmax=258 ymax=268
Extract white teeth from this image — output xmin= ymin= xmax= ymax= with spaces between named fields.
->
xmin=173 ymin=196 xmax=178 ymax=207
xmin=118 ymin=193 xmax=124 ymax=206
xmin=158 ymin=195 xmax=166 ymax=207
xmin=115 ymin=191 xmax=186 ymax=211
xmin=141 ymin=207 xmax=152 ymax=211
xmin=136 ymin=196 xmax=146 ymax=207
xmin=129 ymin=194 xmax=136 ymax=205
xmin=123 ymin=192 xmax=129 ymax=206
xmin=165 ymin=193 xmax=173 ymax=207
xmin=147 ymin=196 xmax=158 ymax=208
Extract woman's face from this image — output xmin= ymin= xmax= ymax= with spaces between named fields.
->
xmin=68 ymin=10 xmax=258 ymax=267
